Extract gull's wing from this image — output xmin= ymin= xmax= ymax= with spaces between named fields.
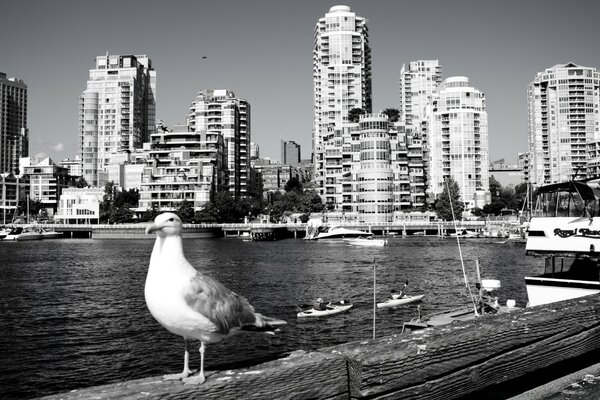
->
xmin=183 ymin=270 xmax=259 ymax=334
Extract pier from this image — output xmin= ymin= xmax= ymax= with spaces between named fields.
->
xmin=40 ymin=294 xmax=600 ymax=399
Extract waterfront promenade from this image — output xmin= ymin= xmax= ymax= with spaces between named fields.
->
xmin=1 ymin=219 xmax=516 ymax=239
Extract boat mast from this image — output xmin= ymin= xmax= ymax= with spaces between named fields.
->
xmin=445 ymin=179 xmax=478 ymax=316
xmin=372 ymin=260 xmax=376 ymax=340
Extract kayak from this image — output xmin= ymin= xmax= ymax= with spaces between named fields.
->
xmin=297 ymin=303 xmax=353 ymax=318
xmin=376 ymin=294 xmax=424 ymax=309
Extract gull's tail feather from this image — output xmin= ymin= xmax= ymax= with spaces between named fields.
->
xmin=240 ymin=314 xmax=287 ymax=334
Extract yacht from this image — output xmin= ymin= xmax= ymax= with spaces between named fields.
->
xmin=311 ymin=225 xmax=373 ymax=240
xmin=524 ymin=179 xmax=600 ymax=306
xmin=4 ymin=227 xmax=44 ymax=241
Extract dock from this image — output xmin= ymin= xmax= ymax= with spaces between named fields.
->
xmin=40 ymin=294 xmax=600 ymax=399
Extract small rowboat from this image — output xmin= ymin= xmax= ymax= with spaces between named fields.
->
xmin=376 ymin=294 xmax=424 ymax=309
xmin=297 ymin=302 xmax=353 ymax=318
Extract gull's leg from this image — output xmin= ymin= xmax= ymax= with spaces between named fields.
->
xmin=163 ymin=339 xmax=192 ymax=380
xmin=183 ymin=342 xmax=206 ymax=385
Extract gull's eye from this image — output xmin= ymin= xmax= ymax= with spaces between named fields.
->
xmin=169 ymin=218 xmax=174 ymax=222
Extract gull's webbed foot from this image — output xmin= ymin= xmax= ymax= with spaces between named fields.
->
xmin=183 ymin=373 xmax=206 ymax=385
xmin=162 ymin=369 xmax=192 ymax=381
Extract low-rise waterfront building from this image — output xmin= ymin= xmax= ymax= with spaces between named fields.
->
xmin=138 ymin=125 xmax=228 ymax=212
xmin=59 ymin=156 xmax=83 ymax=178
xmin=252 ymin=159 xmax=299 ymax=196
xmin=55 ymin=187 xmax=103 ymax=224
xmin=105 ymin=149 xmax=149 ymax=190
xmin=21 ymin=157 xmax=77 ymax=217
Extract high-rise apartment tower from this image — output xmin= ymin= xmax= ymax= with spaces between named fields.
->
xmin=428 ymin=77 xmax=490 ymax=209
xmin=78 ymin=54 xmax=156 ymax=187
xmin=399 ymin=60 xmax=442 ymax=126
xmin=188 ymin=89 xmax=251 ymax=199
xmin=0 ymin=72 xmax=28 ymax=174
xmin=528 ymin=63 xmax=600 ymax=185
xmin=313 ymin=5 xmax=372 ymax=205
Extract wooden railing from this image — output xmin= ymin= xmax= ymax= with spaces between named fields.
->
xmin=40 ymin=294 xmax=600 ymax=399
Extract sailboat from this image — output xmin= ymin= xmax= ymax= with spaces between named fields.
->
xmin=401 ymin=263 xmax=517 ymax=332
xmin=401 ymin=179 xmax=518 ymax=332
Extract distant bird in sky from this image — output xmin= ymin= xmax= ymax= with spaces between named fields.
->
xmin=202 ymin=56 xmax=207 ymax=59
xmin=144 ymin=212 xmax=286 ymax=384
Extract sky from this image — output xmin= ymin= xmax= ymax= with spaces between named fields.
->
xmin=3 ymin=0 xmax=600 ymax=164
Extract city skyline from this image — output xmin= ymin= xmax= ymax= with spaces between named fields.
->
xmin=3 ymin=0 xmax=600 ymax=164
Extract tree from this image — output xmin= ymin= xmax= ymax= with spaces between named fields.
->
xmin=139 ymin=205 xmax=160 ymax=222
xmin=435 ymin=177 xmax=464 ymax=221
xmin=100 ymin=182 xmax=137 ymax=223
xmin=177 ymin=200 xmax=196 ymax=223
xmin=482 ymin=177 xmax=524 ymax=216
xmin=15 ymin=198 xmax=44 ymax=222
xmin=348 ymin=107 xmax=366 ymax=123
xmin=284 ymin=177 xmax=303 ymax=193
xmin=74 ymin=176 xmax=88 ymax=188
xmin=514 ymin=182 xmax=528 ymax=211
xmin=382 ymin=108 xmax=400 ymax=123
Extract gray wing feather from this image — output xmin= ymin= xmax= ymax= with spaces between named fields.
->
xmin=184 ymin=272 xmax=259 ymax=334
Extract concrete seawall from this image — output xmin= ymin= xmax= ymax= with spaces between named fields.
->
xmin=39 ymin=294 xmax=600 ymax=399
xmin=91 ymin=227 xmax=221 ymax=239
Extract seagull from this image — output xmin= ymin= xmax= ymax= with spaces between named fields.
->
xmin=144 ymin=212 xmax=286 ymax=384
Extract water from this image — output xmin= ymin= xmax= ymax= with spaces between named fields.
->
xmin=0 ymin=236 xmax=540 ymax=399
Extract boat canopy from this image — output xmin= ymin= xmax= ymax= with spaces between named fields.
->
xmin=533 ymin=179 xmax=600 ymax=218
xmin=534 ymin=180 xmax=600 ymax=201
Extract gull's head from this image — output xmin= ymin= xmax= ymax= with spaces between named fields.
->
xmin=145 ymin=212 xmax=183 ymax=237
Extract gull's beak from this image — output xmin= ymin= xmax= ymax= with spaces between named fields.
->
xmin=145 ymin=223 xmax=160 ymax=234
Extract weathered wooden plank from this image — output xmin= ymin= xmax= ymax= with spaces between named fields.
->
xmin=322 ymin=296 xmax=600 ymax=398
xmin=372 ymin=324 xmax=600 ymax=400
xmin=39 ymin=350 xmax=350 ymax=400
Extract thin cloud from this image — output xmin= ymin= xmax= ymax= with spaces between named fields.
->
xmin=51 ymin=143 xmax=64 ymax=152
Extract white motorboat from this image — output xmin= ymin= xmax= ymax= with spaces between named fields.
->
xmin=311 ymin=226 xmax=373 ymax=240
xmin=4 ymin=227 xmax=44 ymax=241
xmin=449 ymin=229 xmax=480 ymax=238
xmin=41 ymin=228 xmax=63 ymax=239
xmin=524 ymin=179 xmax=600 ymax=306
xmin=344 ymin=237 xmax=386 ymax=247
xmin=297 ymin=301 xmax=353 ymax=318
xmin=377 ymin=294 xmax=424 ymax=309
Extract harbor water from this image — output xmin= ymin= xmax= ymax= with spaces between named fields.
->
xmin=0 ymin=236 xmax=540 ymax=399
